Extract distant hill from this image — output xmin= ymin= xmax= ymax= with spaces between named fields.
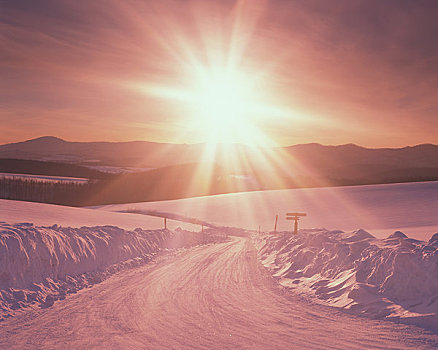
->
xmin=0 ymin=136 xmax=203 ymax=167
xmin=0 ymin=136 xmax=437 ymax=191
xmin=280 ymin=142 xmax=438 ymax=184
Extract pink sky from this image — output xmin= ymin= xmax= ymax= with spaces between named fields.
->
xmin=1 ymin=0 xmax=437 ymax=147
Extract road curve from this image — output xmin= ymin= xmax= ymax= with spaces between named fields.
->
xmin=1 ymin=237 xmax=437 ymax=349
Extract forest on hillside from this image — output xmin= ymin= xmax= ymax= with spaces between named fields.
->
xmin=1 ymin=161 xmax=438 ymax=206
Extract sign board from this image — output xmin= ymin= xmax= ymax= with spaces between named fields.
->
xmin=285 ymin=212 xmax=307 ymax=235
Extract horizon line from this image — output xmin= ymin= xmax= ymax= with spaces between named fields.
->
xmin=1 ymin=135 xmax=437 ymax=150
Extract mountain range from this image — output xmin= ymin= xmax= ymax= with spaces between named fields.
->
xmin=0 ymin=136 xmax=437 ymax=187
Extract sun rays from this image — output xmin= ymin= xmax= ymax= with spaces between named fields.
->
xmin=118 ymin=0 xmax=351 ymax=205
xmin=125 ymin=0 xmax=291 ymax=147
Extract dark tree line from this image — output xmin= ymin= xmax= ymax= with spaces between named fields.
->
xmin=0 ymin=178 xmax=97 ymax=206
xmin=0 ymin=158 xmax=111 ymax=179
xmin=0 ymin=165 xmax=254 ymax=206
xmin=1 ymin=164 xmax=437 ymax=207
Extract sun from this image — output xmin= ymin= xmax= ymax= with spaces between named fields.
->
xmin=186 ymin=67 xmax=259 ymax=143
xmin=128 ymin=0 xmax=294 ymax=146
xmin=134 ymin=64 xmax=285 ymax=146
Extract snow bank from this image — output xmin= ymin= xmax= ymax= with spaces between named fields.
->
xmin=256 ymin=229 xmax=438 ymax=331
xmin=0 ymin=222 xmax=225 ymax=320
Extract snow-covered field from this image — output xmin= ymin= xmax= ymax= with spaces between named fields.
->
xmin=88 ymin=181 xmax=438 ymax=332
xmin=256 ymin=229 xmax=438 ymax=332
xmin=1 ymin=181 xmax=437 ymax=346
xmin=94 ymin=181 xmax=438 ymax=241
xmin=0 ymin=198 xmax=224 ymax=320
xmin=4 ymin=235 xmax=437 ymax=349
xmin=0 ymin=172 xmax=89 ymax=183
xmin=82 ymin=165 xmax=154 ymax=173
xmin=1 ymin=199 xmax=198 ymax=231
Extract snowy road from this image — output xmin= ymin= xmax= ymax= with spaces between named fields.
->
xmin=1 ymin=237 xmax=437 ymax=349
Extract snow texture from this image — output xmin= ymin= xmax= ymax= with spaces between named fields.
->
xmin=256 ymin=229 xmax=438 ymax=331
xmin=94 ymin=181 xmax=438 ymax=241
xmin=1 ymin=198 xmax=169 ymax=230
xmin=0 ymin=172 xmax=89 ymax=183
xmin=0 ymin=222 xmax=225 ymax=320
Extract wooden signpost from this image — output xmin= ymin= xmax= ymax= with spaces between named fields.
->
xmin=286 ymin=212 xmax=306 ymax=235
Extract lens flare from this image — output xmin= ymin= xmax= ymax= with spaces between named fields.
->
xmin=191 ymin=68 xmax=253 ymax=132
xmin=119 ymin=0 xmax=327 ymax=201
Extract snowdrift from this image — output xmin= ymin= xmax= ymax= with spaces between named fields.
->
xmin=257 ymin=229 xmax=438 ymax=331
xmin=0 ymin=222 xmax=225 ymax=320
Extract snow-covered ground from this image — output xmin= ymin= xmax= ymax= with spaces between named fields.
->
xmin=0 ymin=199 xmax=199 ymax=231
xmin=256 ymin=228 xmax=438 ymax=332
xmin=1 ymin=181 xmax=437 ymax=346
xmin=2 ymin=235 xmax=438 ymax=349
xmin=0 ymin=198 xmax=222 ymax=320
xmin=93 ymin=181 xmax=438 ymax=241
xmin=0 ymin=172 xmax=89 ymax=183
xmin=87 ymin=181 xmax=438 ymax=332
xmin=82 ymin=165 xmax=154 ymax=173
xmin=0 ymin=221 xmax=225 ymax=320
